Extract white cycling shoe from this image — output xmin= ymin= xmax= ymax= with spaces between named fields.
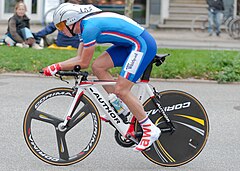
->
xmin=134 ymin=117 xmax=161 ymax=152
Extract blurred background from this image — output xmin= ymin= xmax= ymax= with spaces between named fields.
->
xmin=0 ymin=0 xmax=238 ymax=28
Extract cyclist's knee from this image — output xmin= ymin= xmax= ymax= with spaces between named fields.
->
xmin=92 ymin=55 xmax=113 ymax=75
xmin=91 ymin=61 xmax=100 ymax=74
xmin=92 ymin=61 xmax=106 ymax=74
xmin=114 ymin=77 xmax=133 ymax=99
xmin=114 ymin=88 xmax=130 ymax=100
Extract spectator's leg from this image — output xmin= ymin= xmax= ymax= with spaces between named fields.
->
xmin=215 ymin=11 xmax=222 ymax=36
xmin=20 ymin=27 xmax=42 ymax=49
xmin=25 ymin=38 xmax=35 ymax=46
xmin=208 ymin=11 xmax=214 ymax=35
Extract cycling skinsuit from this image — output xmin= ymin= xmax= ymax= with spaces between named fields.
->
xmin=79 ymin=12 xmax=157 ymax=82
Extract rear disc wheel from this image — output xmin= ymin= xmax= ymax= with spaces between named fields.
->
xmin=137 ymin=90 xmax=209 ymax=167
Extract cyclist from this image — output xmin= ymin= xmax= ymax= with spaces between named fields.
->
xmin=42 ymin=3 xmax=161 ymax=151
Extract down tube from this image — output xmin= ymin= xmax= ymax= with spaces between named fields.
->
xmin=85 ymin=86 xmax=130 ymax=135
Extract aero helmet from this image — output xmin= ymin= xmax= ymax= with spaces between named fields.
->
xmin=53 ymin=3 xmax=102 ymax=34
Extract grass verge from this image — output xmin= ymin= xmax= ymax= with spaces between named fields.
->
xmin=0 ymin=45 xmax=239 ymax=83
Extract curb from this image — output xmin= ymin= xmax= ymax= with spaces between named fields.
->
xmin=157 ymin=40 xmax=240 ymax=50
xmin=1 ymin=72 xmax=239 ymax=85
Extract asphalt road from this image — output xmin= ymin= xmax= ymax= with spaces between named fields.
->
xmin=0 ymin=74 xmax=240 ymax=171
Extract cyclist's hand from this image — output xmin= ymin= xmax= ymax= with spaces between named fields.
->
xmin=43 ymin=63 xmax=61 ymax=76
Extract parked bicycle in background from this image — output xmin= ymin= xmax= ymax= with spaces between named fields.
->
xmin=191 ymin=4 xmax=240 ymax=39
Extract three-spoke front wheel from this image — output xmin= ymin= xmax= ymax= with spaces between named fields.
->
xmin=23 ymin=88 xmax=101 ymax=166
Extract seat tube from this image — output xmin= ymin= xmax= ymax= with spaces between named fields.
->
xmin=135 ymin=82 xmax=154 ymax=103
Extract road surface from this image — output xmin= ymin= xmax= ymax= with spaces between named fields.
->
xmin=0 ymin=74 xmax=239 ymax=171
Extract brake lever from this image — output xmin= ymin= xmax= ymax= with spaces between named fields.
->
xmin=55 ymin=74 xmax=69 ymax=84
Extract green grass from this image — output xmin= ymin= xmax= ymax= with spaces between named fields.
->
xmin=0 ymin=45 xmax=240 ymax=82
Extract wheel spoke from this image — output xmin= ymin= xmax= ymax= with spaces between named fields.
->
xmin=67 ymin=104 xmax=91 ymax=130
xmin=32 ymin=110 xmax=63 ymax=126
xmin=56 ymin=131 xmax=69 ymax=161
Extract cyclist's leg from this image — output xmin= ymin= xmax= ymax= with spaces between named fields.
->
xmin=114 ymin=30 xmax=160 ymax=151
xmin=115 ymin=77 xmax=161 ymax=151
xmin=92 ymin=45 xmax=131 ymax=93
xmin=92 ymin=51 xmax=115 ymax=93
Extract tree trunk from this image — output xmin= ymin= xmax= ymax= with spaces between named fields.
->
xmin=124 ymin=0 xmax=135 ymax=18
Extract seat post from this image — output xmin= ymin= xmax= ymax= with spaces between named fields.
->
xmin=140 ymin=60 xmax=154 ymax=82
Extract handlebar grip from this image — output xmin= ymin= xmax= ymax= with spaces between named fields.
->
xmin=57 ymin=71 xmax=79 ymax=76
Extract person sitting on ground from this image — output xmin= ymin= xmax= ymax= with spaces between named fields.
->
xmin=4 ymin=1 xmax=42 ymax=49
xmin=34 ymin=0 xmax=82 ymax=49
xmin=34 ymin=22 xmax=81 ymax=49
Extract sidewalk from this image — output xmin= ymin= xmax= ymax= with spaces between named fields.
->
xmin=1 ymin=23 xmax=240 ymax=50
xmin=149 ymin=29 xmax=240 ymax=50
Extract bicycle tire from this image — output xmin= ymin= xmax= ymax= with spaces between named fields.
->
xmin=229 ymin=17 xmax=240 ymax=39
xmin=224 ymin=16 xmax=234 ymax=34
xmin=191 ymin=15 xmax=209 ymax=37
xmin=136 ymin=90 xmax=209 ymax=167
xmin=23 ymin=87 xmax=101 ymax=166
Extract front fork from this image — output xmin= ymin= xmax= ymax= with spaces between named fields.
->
xmin=60 ymin=87 xmax=83 ymax=129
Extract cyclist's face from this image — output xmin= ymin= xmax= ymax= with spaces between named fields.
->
xmin=56 ymin=21 xmax=73 ymax=37
xmin=62 ymin=26 xmax=73 ymax=37
xmin=56 ymin=21 xmax=81 ymax=37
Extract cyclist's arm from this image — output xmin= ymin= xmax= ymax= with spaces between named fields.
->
xmin=59 ymin=25 xmax=99 ymax=70
xmin=59 ymin=44 xmax=95 ymax=70
xmin=77 ymin=41 xmax=84 ymax=55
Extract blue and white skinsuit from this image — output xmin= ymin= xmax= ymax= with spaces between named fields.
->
xmin=79 ymin=12 xmax=157 ymax=82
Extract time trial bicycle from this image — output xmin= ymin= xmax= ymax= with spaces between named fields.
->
xmin=23 ymin=54 xmax=209 ymax=167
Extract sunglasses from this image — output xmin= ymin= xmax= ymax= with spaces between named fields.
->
xmin=56 ymin=20 xmax=66 ymax=31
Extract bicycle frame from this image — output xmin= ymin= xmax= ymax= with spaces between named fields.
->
xmin=61 ymin=79 xmax=155 ymax=143
xmin=58 ymin=54 xmax=171 ymax=142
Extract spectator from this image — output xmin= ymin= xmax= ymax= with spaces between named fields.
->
xmin=34 ymin=0 xmax=82 ymax=49
xmin=206 ymin=0 xmax=225 ymax=36
xmin=34 ymin=22 xmax=81 ymax=49
xmin=5 ymin=1 xmax=42 ymax=49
